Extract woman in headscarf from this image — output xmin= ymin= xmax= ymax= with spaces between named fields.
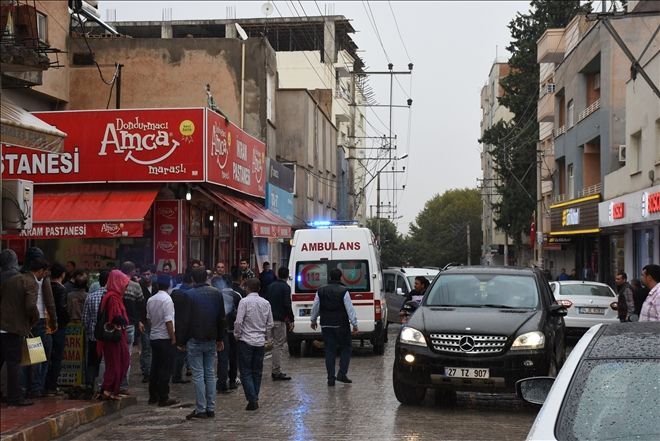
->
xmin=97 ymin=270 xmax=130 ymax=400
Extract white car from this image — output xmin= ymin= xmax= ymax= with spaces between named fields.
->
xmin=549 ymin=281 xmax=619 ymax=334
xmin=517 ymin=322 xmax=660 ymax=441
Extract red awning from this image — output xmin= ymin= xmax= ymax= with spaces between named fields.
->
xmin=205 ymin=188 xmax=292 ymax=239
xmin=3 ymin=187 xmax=159 ymax=239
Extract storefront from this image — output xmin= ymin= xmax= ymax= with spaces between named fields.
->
xmin=599 ymin=185 xmax=660 ymax=282
xmin=548 ymin=194 xmax=604 ymax=282
xmin=1 ymin=107 xmax=292 ymax=273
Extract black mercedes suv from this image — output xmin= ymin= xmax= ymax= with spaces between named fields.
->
xmin=393 ymin=266 xmax=567 ymax=405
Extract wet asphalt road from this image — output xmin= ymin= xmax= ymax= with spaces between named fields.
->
xmin=65 ymin=325 xmax=538 ymax=441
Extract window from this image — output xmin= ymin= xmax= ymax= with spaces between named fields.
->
xmin=567 ymin=100 xmax=575 ymax=128
xmin=425 ymin=274 xmax=539 ymax=309
xmin=630 ymin=130 xmax=641 ymax=172
xmin=396 ymin=275 xmax=408 ymax=294
xmin=36 ymin=12 xmax=47 ymax=43
xmin=383 ymin=273 xmax=395 ymax=293
xmin=568 ymin=164 xmax=575 ymax=199
xmin=295 ymin=260 xmax=370 ymax=293
xmin=558 ymin=284 xmax=615 ymax=298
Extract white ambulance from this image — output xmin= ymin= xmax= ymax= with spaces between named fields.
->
xmin=287 ymin=222 xmax=386 ymax=355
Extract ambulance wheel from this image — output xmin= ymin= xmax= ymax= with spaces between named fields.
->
xmin=288 ymin=339 xmax=302 ymax=357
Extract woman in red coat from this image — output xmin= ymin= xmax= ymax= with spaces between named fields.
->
xmin=97 ymin=270 xmax=130 ymax=400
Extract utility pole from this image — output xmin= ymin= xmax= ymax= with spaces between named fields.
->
xmin=349 ymin=71 xmax=357 ymax=220
xmin=536 ymin=146 xmax=544 ymax=268
xmin=467 ymin=223 xmax=471 ymax=265
xmin=504 ymin=232 xmax=509 ymax=267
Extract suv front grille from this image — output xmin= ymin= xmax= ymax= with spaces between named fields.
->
xmin=429 ymin=334 xmax=508 ymax=354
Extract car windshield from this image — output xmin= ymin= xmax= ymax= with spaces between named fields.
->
xmin=559 ymin=284 xmax=615 ymax=298
xmin=556 ymin=359 xmax=660 ymax=441
xmin=424 ymin=274 xmax=539 ymax=309
xmin=407 ymin=275 xmax=436 ymax=291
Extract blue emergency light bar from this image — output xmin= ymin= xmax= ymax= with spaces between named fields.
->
xmin=308 ymin=220 xmax=359 ymax=228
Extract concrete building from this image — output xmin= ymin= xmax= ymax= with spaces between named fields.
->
xmin=543 ymin=10 xmax=659 ymax=284
xmin=276 ymin=89 xmax=339 ymax=227
xmin=480 ymin=60 xmax=513 ymax=265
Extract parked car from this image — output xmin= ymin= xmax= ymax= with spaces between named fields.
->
xmin=517 ymin=322 xmax=660 ymax=441
xmin=383 ymin=267 xmax=439 ymax=324
xmin=393 ymin=266 xmax=567 ymax=405
xmin=549 ymin=281 xmax=619 ymax=336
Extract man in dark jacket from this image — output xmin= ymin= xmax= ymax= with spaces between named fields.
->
xmin=177 ymin=267 xmax=226 ymax=420
xmin=0 ymin=249 xmax=20 ymax=284
xmin=213 ymin=274 xmax=242 ymax=392
xmin=259 ymin=262 xmax=276 ymax=296
xmin=170 ymin=271 xmax=192 ymax=384
xmin=138 ymin=264 xmax=156 ymax=383
xmin=1 ymin=257 xmax=50 ymax=405
xmin=45 ymin=263 xmax=70 ymax=394
xmin=310 ymin=269 xmax=359 ymax=386
xmin=615 ymin=271 xmax=635 ymax=322
xmin=265 ymin=267 xmax=294 ymax=381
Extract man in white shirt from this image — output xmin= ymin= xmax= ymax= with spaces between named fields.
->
xmin=234 ymin=278 xmax=273 ymax=411
xmin=146 ymin=274 xmax=178 ymax=406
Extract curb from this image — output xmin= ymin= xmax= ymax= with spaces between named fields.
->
xmin=0 ymin=396 xmax=137 ymax=441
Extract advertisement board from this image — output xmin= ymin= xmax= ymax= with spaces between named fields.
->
xmin=1 ymin=108 xmax=205 ymax=183
xmin=206 ymin=109 xmax=266 ymax=198
xmin=58 ymin=322 xmax=85 ymax=386
xmin=266 ymin=183 xmax=294 ymax=224
xmin=153 ymin=200 xmax=183 ymax=273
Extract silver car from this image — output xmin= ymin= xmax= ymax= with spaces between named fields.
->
xmin=549 ymin=281 xmax=619 ymax=333
xmin=517 ymin=322 xmax=660 ymax=441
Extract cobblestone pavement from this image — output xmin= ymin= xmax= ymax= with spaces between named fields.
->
xmin=66 ymin=327 xmax=538 ymax=441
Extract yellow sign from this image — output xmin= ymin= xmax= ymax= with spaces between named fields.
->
xmin=179 ymin=120 xmax=195 ymax=136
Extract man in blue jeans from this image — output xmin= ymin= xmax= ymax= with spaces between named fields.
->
xmin=177 ymin=267 xmax=225 ymax=420
xmin=234 ymin=278 xmax=273 ymax=411
xmin=310 ymin=268 xmax=359 ymax=386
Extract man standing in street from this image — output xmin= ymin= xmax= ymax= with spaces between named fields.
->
xmin=146 ymin=274 xmax=178 ymax=406
xmin=259 ymin=262 xmax=276 ymax=295
xmin=120 ymin=261 xmax=145 ymax=391
xmin=239 ymin=258 xmax=255 ymax=279
xmin=640 ymin=264 xmax=660 ymax=322
xmin=310 ymin=269 xmax=359 ymax=386
xmin=234 ymin=278 xmax=273 ymax=411
xmin=177 ymin=267 xmax=226 ymax=420
xmin=81 ymin=270 xmax=108 ymax=397
xmin=214 ymin=274 xmax=242 ymax=393
xmin=139 ymin=265 xmax=156 ymax=384
xmin=615 ymin=271 xmax=636 ymax=322
xmin=265 ymin=267 xmax=294 ymax=381
xmin=214 ymin=262 xmax=226 ymax=277
xmin=0 ymin=257 xmax=50 ymax=406
xmin=45 ymin=263 xmax=70 ymax=395
xmin=557 ymin=268 xmax=569 ymax=281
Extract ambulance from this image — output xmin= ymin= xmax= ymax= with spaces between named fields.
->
xmin=287 ymin=221 xmax=387 ymax=355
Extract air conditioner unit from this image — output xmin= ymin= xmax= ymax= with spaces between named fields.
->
xmin=1 ymin=179 xmax=33 ymax=231
xmin=618 ymin=144 xmax=627 ymax=164
xmin=546 ymin=83 xmax=556 ymax=94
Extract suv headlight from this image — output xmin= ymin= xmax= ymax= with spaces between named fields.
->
xmin=399 ymin=327 xmax=427 ymax=347
xmin=511 ymin=331 xmax=545 ymax=350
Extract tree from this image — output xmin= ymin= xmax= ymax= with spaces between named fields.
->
xmin=366 ymin=218 xmax=407 ymax=268
xmin=479 ymin=1 xmax=590 ymax=248
xmin=406 ymin=188 xmax=482 ymax=267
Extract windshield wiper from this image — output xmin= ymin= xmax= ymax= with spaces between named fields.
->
xmin=481 ymin=304 xmax=532 ymax=309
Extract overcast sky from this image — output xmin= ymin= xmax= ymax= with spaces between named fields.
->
xmin=99 ymin=1 xmax=529 ymax=234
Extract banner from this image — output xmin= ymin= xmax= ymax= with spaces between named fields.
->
xmin=1 ymin=221 xmax=143 ymax=240
xmin=2 ymin=108 xmax=205 ymax=183
xmin=58 ymin=322 xmax=85 ymax=386
xmin=267 ymin=158 xmax=294 ymax=193
xmin=206 ymin=109 xmax=266 ymax=198
xmin=266 ymin=183 xmax=294 ymax=224
xmin=154 ymin=200 xmax=183 ymax=273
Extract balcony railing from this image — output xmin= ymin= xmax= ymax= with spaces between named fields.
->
xmin=554 ymin=125 xmax=566 ymax=137
xmin=553 ymin=194 xmax=567 ymax=203
xmin=577 ymin=183 xmax=602 ymax=197
xmin=577 ymin=98 xmax=600 ymax=123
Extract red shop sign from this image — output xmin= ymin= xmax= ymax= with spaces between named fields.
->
xmin=1 ymin=109 xmax=205 ymax=184
xmin=206 ymin=109 xmax=266 ymax=198
xmin=612 ymin=202 xmax=625 ymax=220
xmin=153 ymin=200 xmax=183 ymax=274
xmin=1 ymin=221 xmax=143 ymax=239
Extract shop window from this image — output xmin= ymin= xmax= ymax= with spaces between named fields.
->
xmin=634 ymin=229 xmax=654 ymax=279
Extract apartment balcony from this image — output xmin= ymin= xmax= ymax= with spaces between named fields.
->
xmin=577 ymin=183 xmax=602 ymax=198
xmin=554 ymin=125 xmax=566 ymax=138
xmin=537 ymin=29 xmax=565 ymax=63
xmin=537 ymin=91 xmax=554 ymax=122
xmin=577 ymin=98 xmax=600 ymax=123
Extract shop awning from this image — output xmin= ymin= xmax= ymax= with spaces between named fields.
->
xmin=3 ymin=187 xmax=159 ymax=239
xmin=205 ymin=188 xmax=292 ymax=239
xmin=1 ymin=97 xmax=67 ymax=153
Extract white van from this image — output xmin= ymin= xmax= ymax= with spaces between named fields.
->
xmin=287 ymin=223 xmax=386 ymax=355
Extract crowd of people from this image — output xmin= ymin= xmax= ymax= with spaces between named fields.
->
xmin=0 ymin=249 xmax=299 ymax=415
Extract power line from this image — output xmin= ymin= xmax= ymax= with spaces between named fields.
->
xmin=387 ymin=1 xmax=412 ymax=61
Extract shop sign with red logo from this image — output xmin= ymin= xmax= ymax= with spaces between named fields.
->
xmin=1 ymin=222 xmax=143 ymax=239
xmin=154 ymin=200 xmax=182 ymax=273
xmin=610 ymin=202 xmax=624 ymax=220
xmin=206 ymin=109 xmax=266 ymax=198
xmin=1 ymin=109 xmax=204 ymax=183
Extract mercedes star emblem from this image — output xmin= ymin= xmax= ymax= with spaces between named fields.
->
xmin=459 ymin=336 xmax=475 ymax=352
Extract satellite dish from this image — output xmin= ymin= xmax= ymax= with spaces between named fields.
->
xmin=235 ymin=23 xmax=248 ymax=41
xmin=261 ymin=2 xmax=274 ymax=16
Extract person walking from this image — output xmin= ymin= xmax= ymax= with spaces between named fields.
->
xmin=213 ymin=274 xmax=242 ymax=393
xmin=45 ymin=263 xmax=70 ymax=395
xmin=639 ymin=264 xmax=660 ymax=322
xmin=1 ymin=256 xmax=50 ymax=406
xmin=139 ymin=265 xmax=156 ymax=384
xmin=234 ymin=278 xmax=273 ymax=411
xmin=614 ymin=271 xmax=636 ymax=322
xmin=97 ymin=270 xmax=131 ymax=400
xmin=310 ymin=268 xmax=359 ymax=386
xmin=265 ymin=267 xmax=294 ymax=381
xmin=81 ymin=270 xmax=108 ymax=397
xmin=171 ymin=271 xmax=193 ymax=384
xmin=146 ymin=274 xmax=179 ymax=406
xmin=177 ymin=267 xmax=226 ymax=420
